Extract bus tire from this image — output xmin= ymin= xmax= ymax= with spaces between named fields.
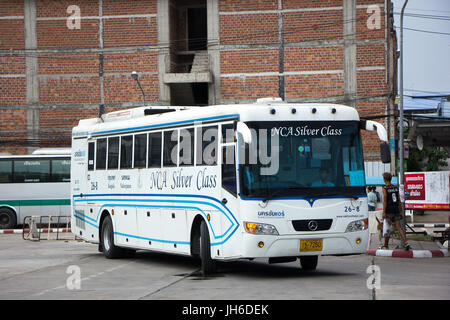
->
xmin=200 ymin=220 xmax=216 ymax=275
xmin=100 ymin=215 xmax=126 ymax=259
xmin=0 ymin=207 xmax=17 ymax=229
xmin=299 ymin=256 xmax=318 ymax=271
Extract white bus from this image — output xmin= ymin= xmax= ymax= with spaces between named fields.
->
xmin=0 ymin=149 xmax=71 ymax=229
xmin=71 ymin=98 xmax=390 ymax=274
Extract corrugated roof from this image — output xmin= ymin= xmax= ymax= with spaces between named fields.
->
xmin=401 ymin=92 xmax=450 ymax=112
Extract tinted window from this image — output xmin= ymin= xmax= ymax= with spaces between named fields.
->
xmin=148 ymin=132 xmax=162 ymax=168
xmin=108 ymin=137 xmax=119 ymax=169
xmin=180 ymin=128 xmax=194 ymax=166
xmin=96 ymin=138 xmax=107 ymax=170
xmin=13 ymin=159 xmax=50 ymax=183
xmin=163 ymin=130 xmax=178 ymax=167
xmin=51 ymin=159 xmax=71 ymax=182
xmin=120 ymin=135 xmax=133 ymax=169
xmin=239 ymin=121 xmax=365 ymax=198
xmin=88 ymin=142 xmax=95 ymax=171
xmin=134 ymin=134 xmax=147 ymax=168
xmin=222 ymin=123 xmax=235 ymax=143
xmin=196 ymin=126 xmax=218 ymax=165
xmin=222 ymin=146 xmax=237 ymax=195
xmin=0 ymin=160 xmax=12 ymax=183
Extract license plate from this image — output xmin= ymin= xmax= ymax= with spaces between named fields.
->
xmin=300 ymin=239 xmax=323 ymax=252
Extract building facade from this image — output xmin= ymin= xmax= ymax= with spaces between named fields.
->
xmin=0 ymin=0 xmax=397 ymax=165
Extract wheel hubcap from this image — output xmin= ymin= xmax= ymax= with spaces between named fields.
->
xmin=0 ymin=213 xmax=9 ymax=226
xmin=103 ymin=227 xmax=111 ymax=251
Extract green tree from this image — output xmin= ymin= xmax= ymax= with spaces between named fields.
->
xmin=407 ymin=147 xmax=449 ymax=171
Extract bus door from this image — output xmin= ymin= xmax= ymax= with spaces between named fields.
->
xmin=220 ymin=141 xmax=239 ymax=256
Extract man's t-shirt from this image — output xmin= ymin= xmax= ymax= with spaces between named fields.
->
xmin=368 ymin=192 xmax=377 ymax=207
xmin=384 ymin=184 xmax=400 ymax=215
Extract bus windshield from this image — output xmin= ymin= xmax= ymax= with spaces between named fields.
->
xmin=239 ymin=121 xmax=365 ymax=199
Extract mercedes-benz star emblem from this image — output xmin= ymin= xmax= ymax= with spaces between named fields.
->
xmin=308 ymin=220 xmax=318 ymax=231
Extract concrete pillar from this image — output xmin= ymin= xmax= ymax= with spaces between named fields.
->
xmin=343 ymin=0 xmax=357 ymax=109
xmin=207 ymin=0 xmax=220 ymax=105
xmin=157 ymin=0 xmax=170 ymax=105
xmin=99 ymin=0 xmax=105 ymax=114
xmin=24 ymin=0 xmax=39 ymax=153
xmin=277 ymin=0 xmax=285 ymax=101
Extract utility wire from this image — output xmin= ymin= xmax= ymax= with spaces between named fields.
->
xmin=394 ymin=25 xmax=450 ymax=36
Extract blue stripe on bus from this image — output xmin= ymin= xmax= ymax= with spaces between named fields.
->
xmin=72 ymin=193 xmax=240 ymax=246
xmin=95 ymin=202 xmax=233 ymax=240
xmin=113 ymin=232 xmax=191 ymax=245
xmin=90 ymin=114 xmax=240 ymax=136
xmin=72 ymin=193 xmax=238 ymax=225
xmin=73 ymin=196 xmax=237 ymax=238
xmin=74 ymin=206 xmax=233 ymax=247
xmin=73 ymin=212 xmax=99 ymax=229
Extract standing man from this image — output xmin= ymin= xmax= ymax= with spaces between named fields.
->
xmin=367 ymin=186 xmax=378 ymax=211
xmin=381 ymin=172 xmax=411 ymax=250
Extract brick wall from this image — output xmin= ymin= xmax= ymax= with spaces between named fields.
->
xmin=0 ymin=0 xmax=159 ymax=153
xmin=0 ymin=0 xmax=395 ymax=160
xmin=218 ymin=0 xmax=394 ymax=161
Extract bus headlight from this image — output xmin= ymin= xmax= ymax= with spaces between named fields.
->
xmin=345 ymin=219 xmax=368 ymax=232
xmin=244 ymin=222 xmax=279 ymax=235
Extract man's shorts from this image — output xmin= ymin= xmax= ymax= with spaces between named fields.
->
xmin=386 ymin=213 xmax=402 ymax=222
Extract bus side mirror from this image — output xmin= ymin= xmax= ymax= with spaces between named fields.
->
xmin=362 ymin=120 xmax=388 ymax=142
xmin=361 ymin=120 xmax=390 ymax=163
xmin=380 ymin=142 xmax=391 ymax=163
xmin=236 ymin=122 xmax=252 ymax=144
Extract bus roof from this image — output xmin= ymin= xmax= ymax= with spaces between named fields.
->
xmin=32 ymin=148 xmax=71 ymax=155
xmin=73 ymin=99 xmax=360 ymax=138
xmin=0 ymin=154 xmax=70 ymax=159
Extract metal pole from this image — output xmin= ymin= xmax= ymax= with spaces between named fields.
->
xmin=136 ymin=79 xmax=146 ymax=106
xmin=131 ymin=71 xmax=146 ymax=106
xmin=399 ymin=0 xmax=408 ymax=247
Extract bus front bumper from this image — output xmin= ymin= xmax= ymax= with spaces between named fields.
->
xmin=239 ymin=231 xmax=369 ymax=258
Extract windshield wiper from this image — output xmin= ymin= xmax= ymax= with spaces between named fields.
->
xmin=261 ymin=186 xmax=360 ymax=203
xmin=261 ymin=184 xmax=305 ymax=203
xmin=295 ymin=190 xmax=360 ymax=200
xmin=261 ymin=188 xmax=283 ymax=203
xmin=287 ymin=186 xmax=360 ymax=200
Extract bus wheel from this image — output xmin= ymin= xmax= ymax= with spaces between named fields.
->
xmin=299 ymin=256 xmax=318 ymax=271
xmin=200 ymin=220 xmax=216 ymax=276
xmin=0 ymin=207 xmax=16 ymax=229
xmin=101 ymin=215 xmax=127 ymax=259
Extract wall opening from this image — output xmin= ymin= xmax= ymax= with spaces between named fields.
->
xmin=170 ymin=83 xmax=209 ymax=106
xmin=187 ymin=7 xmax=207 ymax=51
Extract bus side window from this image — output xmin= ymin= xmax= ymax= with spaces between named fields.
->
xmin=148 ymin=132 xmax=162 ymax=168
xmin=179 ymin=128 xmax=194 ymax=166
xmin=221 ymin=123 xmax=235 ymax=143
xmin=0 ymin=160 xmax=13 ymax=183
xmin=196 ymin=125 xmax=218 ymax=166
xmin=163 ymin=130 xmax=178 ymax=167
xmin=51 ymin=159 xmax=70 ymax=182
xmin=134 ymin=133 xmax=147 ymax=168
xmin=222 ymin=146 xmax=236 ymax=196
xmin=14 ymin=159 xmax=50 ymax=183
xmin=120 ymin=135 xmax=133 ymax=169
xmin=88 ymin=142 xmax=95 ymax=171
xmin=96 ymin=138 xmax=107 ymax=170
xmin=108 ymin=137 xmax=119 ymax=169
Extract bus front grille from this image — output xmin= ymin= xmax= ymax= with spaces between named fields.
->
xmin=292 ymin=219 xmax=333 ymax=232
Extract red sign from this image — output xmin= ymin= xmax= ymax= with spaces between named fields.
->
xmin=405 ymin=173 xmax=425 ymax=201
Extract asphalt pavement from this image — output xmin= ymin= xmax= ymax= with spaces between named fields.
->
xmin=0 ymin=234 xmax=448 ymax=300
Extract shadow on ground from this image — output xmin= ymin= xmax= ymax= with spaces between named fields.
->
xmin=131 ymin=250 xmax=358 ymax=279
